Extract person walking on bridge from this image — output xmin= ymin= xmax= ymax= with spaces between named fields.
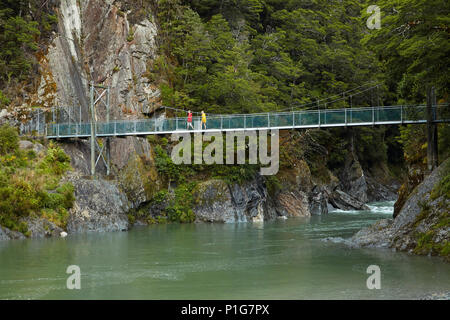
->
xmin=201 ymin=111 xmax=207 ymax=130
xmin=187 ymin=110 xmax=194 ymax=130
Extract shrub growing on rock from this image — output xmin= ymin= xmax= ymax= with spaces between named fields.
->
xmin=0 ymin=124 xmax=19 ymax=155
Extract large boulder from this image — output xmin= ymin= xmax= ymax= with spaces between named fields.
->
xmin=18 ymin=140 xmax=34 ymax=150
xmin=18 ymin=140 xmax=45 ymax=155
xmin=329 ymin=189 xmax=370 ymax=211
xmin=66 ymin=175 xmax=130 ymax=233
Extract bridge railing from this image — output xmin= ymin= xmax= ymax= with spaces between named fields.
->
xmin=45 ymin=105 xmax=448 ymax=138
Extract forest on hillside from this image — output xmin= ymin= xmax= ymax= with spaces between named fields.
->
xmin=0 ymin=0 xmax=449 ymax=170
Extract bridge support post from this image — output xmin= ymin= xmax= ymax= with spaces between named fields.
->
xmin=106 ymin=86 xmax=111 ymax=176
xmin=89 ymin=82 xmax=111 ymax=177
xmin=426 ymin=86 xmax=438 ymax=172
xmin=90 ymin=82 xmax=96 ymax=177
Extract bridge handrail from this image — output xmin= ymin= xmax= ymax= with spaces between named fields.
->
xmin=47 ymin=104 xmax=448 ymax=126
xmin=48 ymin=104 xmax=442 ymax=124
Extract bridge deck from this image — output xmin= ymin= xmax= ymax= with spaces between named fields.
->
xmin=45 ymin=105 xmax=448 ymax=139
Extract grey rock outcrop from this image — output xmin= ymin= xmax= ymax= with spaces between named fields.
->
xmin=0 ymin=226 xmax=26 ymax=241
xmin=308 ymin=187 xmax=329 ymax=215
xmin=392 ymin=162 xmax=446 ymax=231
xmin=339 ymin=154 xmax=368 ymax=203
xmin=349 ymin=219 xmax=394 ymax=248
xmin=231 ymin=177 xmax=279 ymax=222
xmin=66 ymin=176 xmax=130 ymax=233
xmin=349 ymin=159 xmax=450 ymax=257
xmin=366 ymin=175 xmax=398 ymax=202
xmin=18 ymin=140 xmax=33 ymax=150
xmin=60 ymin=140 xmax=97 ymax=176
xmin=193 ymin=176 xmax=280 ymax=223
xmin=193 ymin=179 xmax=236 ymax=223
xmin=35 ymin=0 xmax=159 ymax=118
xmin=18 ymin=140 xmax=46 ymax=155
xmin=21 ymin=217 xmax=64 ymax=239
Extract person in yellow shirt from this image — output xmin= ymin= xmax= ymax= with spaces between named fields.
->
xmin=201 ymin=111 xmax=207 ymax=130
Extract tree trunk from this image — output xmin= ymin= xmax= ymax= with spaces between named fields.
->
xmin=426 ymin=86 xmax=438 ymax=172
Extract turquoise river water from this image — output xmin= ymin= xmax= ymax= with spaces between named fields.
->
xmin=0 ymin=201 xmax=449 ymax=299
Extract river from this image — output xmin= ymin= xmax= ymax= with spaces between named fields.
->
xmin=0 ymin=201 xmax=449 ymax=300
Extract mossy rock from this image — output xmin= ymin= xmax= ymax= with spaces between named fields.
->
xmin=117 ymin=153 xmax=162 ymax=207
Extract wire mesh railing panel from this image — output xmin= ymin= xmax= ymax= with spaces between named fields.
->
xmin=221 ymin=117 xmax=231 ymax=130
xmin=47 ymin=124 xmax=56 ymax=136
xmin=114 ymin=122 xmax=127 ymax=135
xmin=437 ymin=105 xmax=450 ymax=122
xmin=270 ymin=113 xmax=293 ymax=127
xmin=227 ymin=116 xmax=245 ymax=129
xmin=207 ymin=117 xmax=221 ymax=130
xmin=376 ymin=107 xmax=400 ymax=122
xmin=249 ymin=114 xmax=270 ymax=128
xmin=175 ymin=118 xmax=187 ymax=130
xmin=136 ymin=120 xmax=155 ymax=133
xmin=296 ymin=111 xmax=319 ymax=126
xmin=58 ymin=124 xmax=70 ymax=136
xmin=80 ymin=123 xmax=90 ymax=135
xmin=348 ymin=109 xmax=373 ymax=123
xmin=322 ymin=110 xmax=346 ymax=125
xmin=104 ymin=123 xmax=116 ymax=135
xmin=403 ymin=105 xmax=426 ymax=122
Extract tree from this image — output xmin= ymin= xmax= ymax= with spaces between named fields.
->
xmin=0 ymin=8 xmax=40 ymax=86
xmin=362 ymin=0 xmax=449 ymax=101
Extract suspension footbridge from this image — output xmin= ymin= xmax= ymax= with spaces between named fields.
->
xmin=19 ymin=83 xmax=448 ymax=176
xmin=43 ymin=104 xmax=447 ymax=139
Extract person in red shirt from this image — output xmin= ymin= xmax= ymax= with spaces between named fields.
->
xmin=187 ymin=110 xmax=194 ymax=130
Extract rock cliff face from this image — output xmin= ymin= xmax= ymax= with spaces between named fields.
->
xmin=37 ymin=0 xmax=161 ymax=189
xmin=38 ymin=0 xmax=159 ymax=115
xmin=350 ymin=158 xmax=449 ymax=260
